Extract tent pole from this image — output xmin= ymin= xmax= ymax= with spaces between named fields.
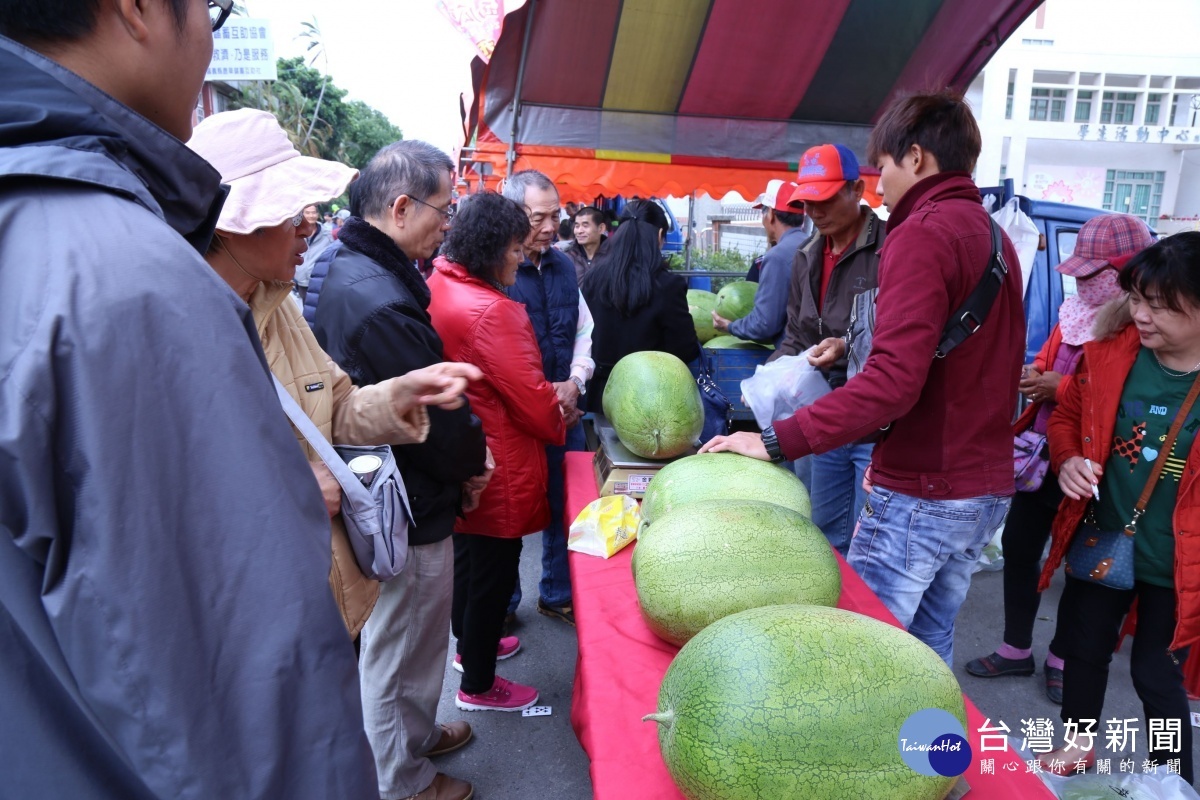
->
xmin=506 ymin=0 xmax=538 ymax=182
xmin=685 ymin=192 xmax=695 ymax=271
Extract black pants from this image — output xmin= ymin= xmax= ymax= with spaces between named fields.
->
xmin=1001 ymin=478 xmax=1067 ymax=651
xmin=451 ymin=533 xmax=523 ymax=695
xmin=1058 ymin=576 xmax=1193 ymax=782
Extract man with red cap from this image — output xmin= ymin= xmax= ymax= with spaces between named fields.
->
xmin=703 ymin=92 xmax=1025 ymax=669
xmin=713 ymin=179 xmax=810 ymax=348
xmin=768 ymin=144 xmax=886 ymax=544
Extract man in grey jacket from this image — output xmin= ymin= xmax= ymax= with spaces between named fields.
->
xmin=713 ymin=179 xmax=811 ymax=348
xmin=0 ymin=3 xmax=377 ymax=798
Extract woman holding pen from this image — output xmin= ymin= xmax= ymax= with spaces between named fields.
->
xmin=1035 ymin=231 xmax=1200 ymax=781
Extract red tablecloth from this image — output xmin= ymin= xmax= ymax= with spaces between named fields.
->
xmin=563 ymin=452 xmax=1053 ymax=799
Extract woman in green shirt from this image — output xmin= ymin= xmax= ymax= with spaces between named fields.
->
xmin=1036 ymin=231 xmax=1200 ymax=782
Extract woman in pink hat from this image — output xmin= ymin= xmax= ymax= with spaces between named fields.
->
xmin=188 ymin=108 xmax=481 ymax=637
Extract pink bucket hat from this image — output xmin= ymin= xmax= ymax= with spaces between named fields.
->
xmin=187 ymin=108 xmax=358 ymax=234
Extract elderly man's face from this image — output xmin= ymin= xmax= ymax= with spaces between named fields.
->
xmin=522 ymin=185 xmax=561 ymax=255
xmin=803 ymin=182 xmax=863 ymax=241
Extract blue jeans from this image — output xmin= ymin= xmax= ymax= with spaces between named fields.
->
xmin=789 ymin=454 xmax=813 ymax=495
xmin=508 ymin=424 xmax=585 ymax=614
xmin=847 ymin=486 xmax=1011 ymax=665
xmin=809 ymin=442 xmax=874 ymax=556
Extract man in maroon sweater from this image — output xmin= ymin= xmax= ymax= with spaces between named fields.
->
xmin=702 ymin=90 xmax=1025 ymax=664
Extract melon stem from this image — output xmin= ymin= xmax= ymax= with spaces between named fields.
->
xmin=642 ymin=711 xmax=674 ymax=726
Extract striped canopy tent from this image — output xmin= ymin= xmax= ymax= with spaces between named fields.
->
xmin=462 ymin=0 xmax=1043 ymax=201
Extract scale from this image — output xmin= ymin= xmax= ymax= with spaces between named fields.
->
xmin=592 ymin=415 xmax=697 ymax=498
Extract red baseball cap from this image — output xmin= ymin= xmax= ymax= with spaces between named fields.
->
xmin=788 ymin=144 xmax=861 ymax=206
xmin=752 ymin=180 xmax=804 ymax=213
xmin=1056 ymin=214 xmax=1156 ymax=278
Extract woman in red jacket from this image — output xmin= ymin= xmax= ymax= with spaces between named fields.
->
xmin=428 ymin=192 xmax=567 ymax=713
xmin=1036 ymin=232 xmax=1200 ymax=781
xmin=966 ymin=215 xmax=1156 ymax=703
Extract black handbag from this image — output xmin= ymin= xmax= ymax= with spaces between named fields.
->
xmin=695 ymin=349 xmax=731 ymax=442
xmin=1065 ymin=371 xmax=1200 ymax=590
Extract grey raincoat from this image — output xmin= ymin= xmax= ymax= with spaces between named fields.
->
xmin=0 ymin=36 xmax=377 ymax=799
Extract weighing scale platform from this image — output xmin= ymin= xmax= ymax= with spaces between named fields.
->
xmin=591 ymin=415 xmax=696 ymax=498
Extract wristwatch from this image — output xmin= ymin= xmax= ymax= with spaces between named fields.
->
xmin=761 ymin=425 xmax=786 ymax=463
xmin=570 ymin=376 xmax=587 ymax=396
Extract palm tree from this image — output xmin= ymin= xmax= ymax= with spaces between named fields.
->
xmin=299 ymin=17 xmax=328 ymax=150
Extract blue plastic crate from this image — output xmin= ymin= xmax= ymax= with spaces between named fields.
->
xmin=706 ymin=346 xmax=772 ymax=422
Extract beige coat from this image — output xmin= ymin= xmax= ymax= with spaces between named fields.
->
xmin=250 ymin=281 xmax=430 ymax=636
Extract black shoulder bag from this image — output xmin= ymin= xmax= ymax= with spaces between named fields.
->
xmin=935 ymin=218 xmax=1008 ymax=358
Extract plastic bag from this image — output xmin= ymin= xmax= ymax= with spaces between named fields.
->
xmin=568 ymin=495 xmax=641 ymax=559
xmin=992 ymin=197 xmax=1040 ymax=300
xmin=740 ymin=348 xmax=832 ymax=430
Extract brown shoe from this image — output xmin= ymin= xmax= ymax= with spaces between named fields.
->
xmin=425 ymin=721 xmax=473 ymax=757
xmin=403 ymin=772 xmax=474 ymax=800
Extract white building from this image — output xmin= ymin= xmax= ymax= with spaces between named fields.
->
xmin=968 ymin=0 xmax=1200 ymax=231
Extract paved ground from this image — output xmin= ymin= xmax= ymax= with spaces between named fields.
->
xmin=427 ymin=532 xmax=1200 ymax=799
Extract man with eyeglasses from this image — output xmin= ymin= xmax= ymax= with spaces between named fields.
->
xmin=0 ymin=1 xmax=378 ymax=798
xmin=312 ymin=141 xmax=486 ymax=800
xmin=501 ymin=170 xmax=595 ymax=629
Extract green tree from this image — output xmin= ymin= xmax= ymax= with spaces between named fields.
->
xmin=228 ymin=56 xmax=402 ymax=169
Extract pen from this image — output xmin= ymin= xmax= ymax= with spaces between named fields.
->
xmin=1084 ymin=458 xmax=1100 ymax=502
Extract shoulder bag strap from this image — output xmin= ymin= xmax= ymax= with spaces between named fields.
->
xmin=935 ymin=218 xmax=1008 ymax=358
xmin=1125 ymin=370 xmax=1200 ymax=534
xmin=271 ymin=376 xmax=363 ymax=499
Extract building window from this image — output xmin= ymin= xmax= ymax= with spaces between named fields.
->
xmin=1075 ymin=90 xmax=1093 ymax=122
xmin=1005 ymin=69 xmax=1016 ymax=120
xmin=1030 ymin=88 xmax=1067 ymax=121
xmin=1145 ymin=93 xmax=1163 ymax=125
xmin=1100 ymin=91 xmax=1137 ymax=124
xmin=1021 ymin=38 xmax=1055 ymax=46
xmin=1103 ymin=170 xmax=1165 ymax=225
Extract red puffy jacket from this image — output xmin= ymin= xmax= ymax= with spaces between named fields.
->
xmin=1039 ymin=324 xmax=1200 ymax=651
xmin=427 ymin=257 xmax=566 ymax=537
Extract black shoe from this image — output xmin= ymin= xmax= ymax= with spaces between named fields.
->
xmin=964 ymin=652 xmax=1035 ymax=678
xmin=537 ymin=598 xmax=575 ymax=626
xmin=1044 ymin=662 xmax=1064 ymax=705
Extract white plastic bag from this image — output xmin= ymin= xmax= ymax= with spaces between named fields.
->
xmin=740 ymin=347 xmax=832 ymax=430
xmin=992 ymin=197 xmax=1040 ymax=299
xmin=568 ymin=495 xmax=640 ymax=559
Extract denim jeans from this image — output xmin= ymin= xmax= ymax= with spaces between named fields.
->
xmin=789 ymin=453 xmax=813 ymax=496
xmin=509 ymin=424 xmax=585 ymax=614
xmin=847 ymin=486 xmax=1011 ymax=665
xmin=809 ymin=442 xmax=874 ymax=556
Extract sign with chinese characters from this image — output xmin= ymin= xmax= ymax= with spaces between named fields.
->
xmin=1076 ymin=123 xmax=1200 ymax=145
xmin=975 ymin=716 xmax=1186 ymax=777
xmin=206 ymin=19 xmax=276 ymax=82
xmin=1026 ymin=165 xmax=1105 ymax=209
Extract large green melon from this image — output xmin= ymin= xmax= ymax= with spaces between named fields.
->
xmin=631 ymin=500 xmax=839 ymax=645
xmin=703 ymin=335 xmax=773 ymax=350
xmin=687 ymin=289 xmax=719 ymax=343
xmin=602 ymin=351 xmax=703 ymax=460
xmin=640 ymin=452 xmax=810 ymax=524
xmin=644 ymin=605 xmax=966 ymax=800
xmin=715 ymin=280 xmax=757 ymax=320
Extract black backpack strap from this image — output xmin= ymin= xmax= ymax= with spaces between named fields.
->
xmin=935 ymin=218 xmax=1008 ymax=358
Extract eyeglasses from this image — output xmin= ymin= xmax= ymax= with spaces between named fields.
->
xmin=405 ymin=195 xmax=456 ymax=223
xmin=209 ymin=0 xmax=233 ymax=32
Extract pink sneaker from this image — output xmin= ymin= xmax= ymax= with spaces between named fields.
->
xmin=453 ymin=636 xmax=520 ymax=673
xmin=455 ymin=676 xmax=539 ymax=712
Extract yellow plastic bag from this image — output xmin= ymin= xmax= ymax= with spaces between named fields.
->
xmin=568 ymin=495 xmax=640 ymax=559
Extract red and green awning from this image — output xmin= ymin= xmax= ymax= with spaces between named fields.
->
xmin=463 ymin=0 xmax=1042 ymax=199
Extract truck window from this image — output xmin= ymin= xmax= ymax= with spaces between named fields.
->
xmin=1058 ymin=229 xmax=1079 ymax=300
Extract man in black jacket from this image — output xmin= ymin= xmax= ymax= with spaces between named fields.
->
xmin=313 ymin=141 xmax=485 ymax=800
